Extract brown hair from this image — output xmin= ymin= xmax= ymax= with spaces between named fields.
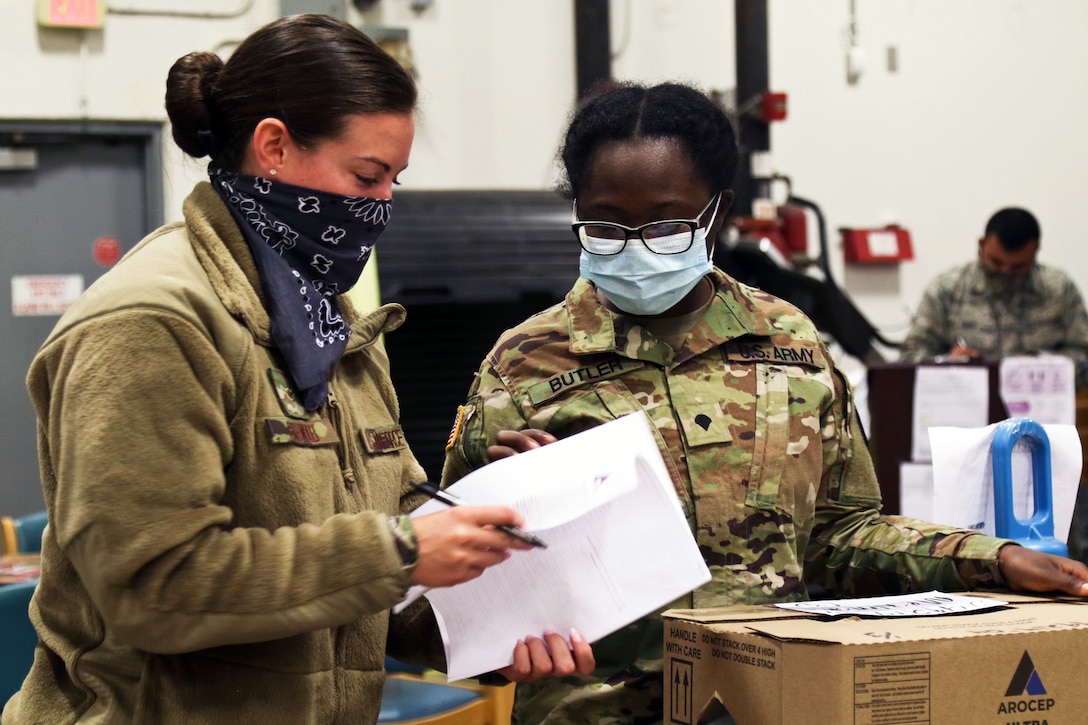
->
xmin=165 ymin=13 xmax=417 ymax=171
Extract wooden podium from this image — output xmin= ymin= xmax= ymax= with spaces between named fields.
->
xmin=865 ymin=360 xmax=1008 ymax=515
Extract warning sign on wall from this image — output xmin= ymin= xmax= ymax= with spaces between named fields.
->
xmin=11 ymin=274 xmax=84 ymax=316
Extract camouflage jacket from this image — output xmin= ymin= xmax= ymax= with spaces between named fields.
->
xmin=442 ymin=270 xmax=1010 ymax=725
xmin=900 ymin=261 xmax=1088 ymax=388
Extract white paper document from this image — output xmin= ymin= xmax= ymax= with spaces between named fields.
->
xmin=928 ymin=422 xmax=1081 ymax=542
xmin=775 ymin=591 xmax=1007 ymax=618
xmin=1000 ymin=355 xmax=1076 ymax=425
xmin=401 ymin=413 xmax=711 ymax=681
xmin=910 ymin=365 xmax=990 ymax=462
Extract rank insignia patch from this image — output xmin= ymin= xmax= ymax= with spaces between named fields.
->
xmin=267 ymin=368 xmax=308 ymax=419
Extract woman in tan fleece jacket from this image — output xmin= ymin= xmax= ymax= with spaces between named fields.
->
xmin=3 ymin=14 xmax=590 ymax=725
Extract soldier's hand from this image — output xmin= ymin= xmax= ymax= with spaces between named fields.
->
xmin=486 ymin=429 xmax=557 ymax=463
xmin=998 ymin=544 xmax=1088 ymax=596
xmin=498 ymin=629 xmax=596 ymax=683
xmin=410 ymin=506 xmax=532 ymax=587
xmin=947 ymin=340 xmax=980 ymax=359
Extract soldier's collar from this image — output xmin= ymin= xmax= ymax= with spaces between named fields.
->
xmin=566 ymin=270 xmax=779 ymax=357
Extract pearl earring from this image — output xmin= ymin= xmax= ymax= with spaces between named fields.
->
xmin=269 ymin=168 xmax=277 ymax=176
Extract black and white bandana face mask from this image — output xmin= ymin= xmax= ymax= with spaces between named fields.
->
xmin=209 ymin=165 xmax=391 ymax=410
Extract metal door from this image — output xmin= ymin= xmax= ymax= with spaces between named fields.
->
xmin=0 ymin=121 xmax=162 ymax=517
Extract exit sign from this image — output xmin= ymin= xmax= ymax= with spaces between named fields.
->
xmin=37 ymin=0 xmax=104 ymax=29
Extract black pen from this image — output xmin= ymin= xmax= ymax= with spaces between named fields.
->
xmin=410 ymin=481 xmax=547 ymax=549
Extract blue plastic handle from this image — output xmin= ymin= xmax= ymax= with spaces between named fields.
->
xmin=990 ymin=418 xmax=1068 ymax=556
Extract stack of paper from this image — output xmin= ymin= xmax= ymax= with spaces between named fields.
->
xmin=400 ymin=412 xmax=711 ymax=681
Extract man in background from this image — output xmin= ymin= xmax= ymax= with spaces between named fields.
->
xmin=901 ymin=207 xmax=1088 ymax=566
xmin=900 ymin=207 xmax=1088 ymax=389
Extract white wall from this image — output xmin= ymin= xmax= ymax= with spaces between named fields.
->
xmin=769 ymin=0 xmax=1088 ymax=342
xmin=4 ymin=0 xmax=1088 ymax=347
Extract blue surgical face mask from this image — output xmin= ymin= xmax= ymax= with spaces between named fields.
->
xmin=578 ymin=205 xmax=718 ymax=316
xmin=580 ymin=234 xmax=712 ymax=316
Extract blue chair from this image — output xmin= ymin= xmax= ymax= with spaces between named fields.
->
xmin=1 ymin=511 xmax=47 ymax=556
xmin=14 ymin=511 xmax=47 ymax=554
xmin=0 ymin=579 xmax=39 ymax=705
xmin=379 ymin=656 xmax=513 ymax=725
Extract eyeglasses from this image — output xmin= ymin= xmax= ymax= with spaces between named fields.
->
xmin=572 ymin=193 xmax=721 ymax=256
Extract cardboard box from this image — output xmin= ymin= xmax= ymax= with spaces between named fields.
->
xmin=663 ymin=593 xmax=1088 ymax=725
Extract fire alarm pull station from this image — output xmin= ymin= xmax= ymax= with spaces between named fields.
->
xmin=840 ymin=225 xmax=914 ymax=264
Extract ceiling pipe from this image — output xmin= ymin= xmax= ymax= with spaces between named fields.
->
xmin=733 ymin=0 xmax=770 ymax=218
xmin=573 ymin=0 xmax=612 ymax=101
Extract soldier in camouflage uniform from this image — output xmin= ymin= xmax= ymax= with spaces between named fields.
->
xmin=899 ymin=206 xmax=1088 ymax=389
xmin=441 ymin=82 xmax=1088 ymax=725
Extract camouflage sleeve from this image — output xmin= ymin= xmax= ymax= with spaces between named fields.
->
xmin=804 ymin=369 xmax=1012 ymax=595
xmin=899 ymin=278 xmax=951 ymax=361
xmin=439 ymin=363 xmax=531 ymax=486
xmin=386 ymin=515 xmax=419 ymax=569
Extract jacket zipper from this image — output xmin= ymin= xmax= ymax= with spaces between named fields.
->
xmin=325 ymin=388 xmax=356 ymax=493
xmin=325 ymin=386 xmax=350 ymax=723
